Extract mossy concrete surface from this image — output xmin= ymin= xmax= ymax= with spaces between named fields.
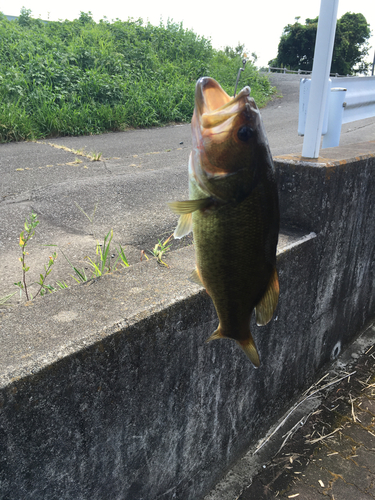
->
xmin=0 ymin=142 xmax=375 ymax=499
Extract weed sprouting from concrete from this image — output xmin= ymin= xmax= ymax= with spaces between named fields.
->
xmin=89 ymin=151 xmax=102 ymax=161
xmin=13 ymin=212 xmax=63 ymax=301
xmin=0 ymin=292 xmax=18 ymax=306
xmin=61 ymin=229 xmax=130 ymax=283
xmin=149 ymin=235 xmax=173 ymax=267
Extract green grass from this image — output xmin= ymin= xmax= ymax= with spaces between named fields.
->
xmin=0 ymin=10 xmax=274 ymax=142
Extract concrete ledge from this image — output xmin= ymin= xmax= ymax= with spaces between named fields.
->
xmin=275 ymin=140 xmax=375 ymax=233
xmin=0 ymin=231 xmax=306 ymax=383
xmin=1 ymin=142 xmax=375 ymax=499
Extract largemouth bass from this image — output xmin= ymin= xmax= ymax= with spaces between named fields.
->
xmin=169 ymin=77 xmax=279 ymax=367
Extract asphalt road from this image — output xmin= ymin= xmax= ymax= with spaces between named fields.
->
xmin=1 ymin=73 xmax=374 ymax=300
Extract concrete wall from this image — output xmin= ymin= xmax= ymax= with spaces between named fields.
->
xmin=0 ymin=142 xmax=374 ymax=499
xmin=276 ymin=142 xmax=375 ymax=365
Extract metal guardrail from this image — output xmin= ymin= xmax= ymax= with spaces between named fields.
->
xmin=334 ymin=76 xmax=375 ymax=124
xmin=268 ymin=67 xmax=313 ymax=75
xmin=267 ymin=66 xmax=351 ymax=77
xmin=298 ymin=76 xmax=375 ymax=148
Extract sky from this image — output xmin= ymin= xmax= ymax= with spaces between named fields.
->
xmin=3 ymin=0 xmax=374 ymax=69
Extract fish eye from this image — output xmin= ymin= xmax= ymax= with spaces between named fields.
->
xmin=237 ymin=126 xmax=253 ymax=142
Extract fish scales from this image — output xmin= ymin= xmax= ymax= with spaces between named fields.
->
xmin=169 ymin=76 xmax=279 ymax=366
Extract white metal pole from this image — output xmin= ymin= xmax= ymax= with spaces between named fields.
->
xmin=302 ymin=0 xmax=339 ymax=158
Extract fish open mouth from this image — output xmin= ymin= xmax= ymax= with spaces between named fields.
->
xmin=191 ymin=76 xmax=263 ymax=179
xmin=194 ymin=77 xmax=253 ymax=130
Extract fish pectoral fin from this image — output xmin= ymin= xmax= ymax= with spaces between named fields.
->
xmin=206 ymin=327 xmax=224 ymax=343
xmin=237 ymin=337 xmax=260 ymax=368
xmin=168 ymin=198 xmax=211 ymax=215
xmin=255 ymin=267 xmax=279 ymax=326
xmin=189 ymin=268 xmax=204 ymax=286
xmin=174 ymin=213 xmax=193 ymax=239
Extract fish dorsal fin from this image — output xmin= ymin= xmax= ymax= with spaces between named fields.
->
xmin=174 ymin=213 xmax=193 ymax=239
xmin=255 ymin=267 xmax=279 ymax=326
xmin=189 ymin=268 xmax=204 ymax=286
xmin=237 ymin=337 xmax=260 ymax=368
xmin=168 ymin=198 xmax=211 ymax=215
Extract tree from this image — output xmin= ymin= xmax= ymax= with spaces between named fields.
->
xmin=333 ymin=13 xmax=371 ymax=74
xmin=78 ymin=11 xmax=94 ymax=25
xmin=17 ymin=7 xmax=32 ymax=27
xmin=270 ymin=12 xmax=371 ymax=75
xmin=17 ymin=7 xmax=45 ymax=28
xmin=223 ymin=43 xmax=245 ymax=59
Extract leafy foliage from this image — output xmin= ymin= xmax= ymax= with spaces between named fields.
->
xmin=270 ymin=12 xmax=371 ymax=75
xmin=0 ymin=11 xmax=273 ymax=142
xmin=333 ymin=12 xmax=372 ymax=74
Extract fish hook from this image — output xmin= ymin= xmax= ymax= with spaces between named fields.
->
xmin=234 ymin=57 xmax=247 ymax=97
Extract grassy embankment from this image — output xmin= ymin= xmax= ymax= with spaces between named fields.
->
xmin=0 ymin=10 xmax=274 ymax=143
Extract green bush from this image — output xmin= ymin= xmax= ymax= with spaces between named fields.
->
xmin=0 ymin=11 xmax=274 ymax=142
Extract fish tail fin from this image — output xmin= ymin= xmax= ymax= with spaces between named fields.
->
xmin=206 ymin=326 xmax=224 ymax=343
xmin=237 ymin=335 xmax=260 ymax=368
xmin=206 ymin=326 xmax=260 ymax=367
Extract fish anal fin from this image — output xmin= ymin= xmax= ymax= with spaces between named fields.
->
xmin=168 ymin=198 xmax=211 ymax=215
xmin=206 ymin=326 xmax=224 ymax=343
xmin=237 ymin=336 xmax=260 ymax=368
xmin=174 ymin=213 xmax=192 ymax=239
xmin=189 ymin=268 xmax=204 ymax=286
xmin=255 ymin=267 xmax=279 ymax=326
